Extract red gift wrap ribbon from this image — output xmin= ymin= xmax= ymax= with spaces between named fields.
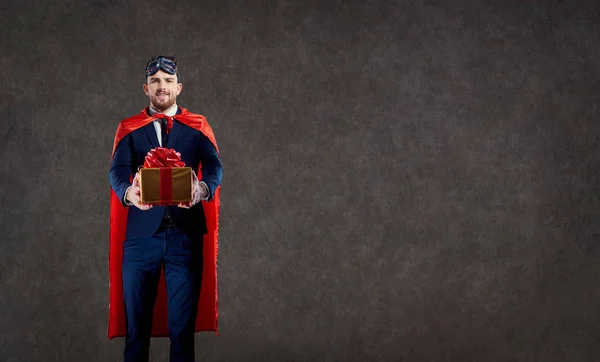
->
xmin=143 ymin=147 xmax=185 ymax=168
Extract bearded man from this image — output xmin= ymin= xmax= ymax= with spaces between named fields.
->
xmin=108 ymin=55 xmax=223 ymax=362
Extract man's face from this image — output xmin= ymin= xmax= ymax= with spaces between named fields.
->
xmin=143 ymin=70 xmax=182 ymax=112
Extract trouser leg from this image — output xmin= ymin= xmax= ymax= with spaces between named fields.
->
xmin=163 ymin=228 xmax=204 ymax=362
xmin=122 ymin=234 xmax=163 ymax=362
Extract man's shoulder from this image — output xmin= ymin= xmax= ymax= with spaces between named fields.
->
xmin=112 ymin=109 xmax=153 ymax=150
xmin=177 ymin=107 xmax=207 ymax=120
xmin=176 ymin=108 xmax=219 ymax=149
xmin=176 ymin=108 xmax=213 ymax=129
xmin=116 ymin=109 xmax=154 ymax=134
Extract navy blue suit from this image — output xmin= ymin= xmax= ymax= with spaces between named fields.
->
xmin=109 ymin=107 xmax=222 ymax=362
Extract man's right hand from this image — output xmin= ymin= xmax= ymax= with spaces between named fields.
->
xmin=126 ymin=172 xmax=153 ymax=210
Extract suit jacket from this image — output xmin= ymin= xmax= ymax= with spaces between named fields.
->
xmin=109 ymin=107 xmax=222 ymax=239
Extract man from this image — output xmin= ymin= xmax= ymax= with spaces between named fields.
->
xmin=108 ymin=55 xmax=223 ymax=362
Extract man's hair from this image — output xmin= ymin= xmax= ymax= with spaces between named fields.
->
xmin=145 ymin=55 xmax=181 ymax=83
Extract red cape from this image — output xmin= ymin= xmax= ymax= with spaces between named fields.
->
xmin=108 ymin=107 xmax=220 ymax=339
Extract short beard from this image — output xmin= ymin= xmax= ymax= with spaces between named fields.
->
xmin=150 ymin=95 xmax=176 ymax=112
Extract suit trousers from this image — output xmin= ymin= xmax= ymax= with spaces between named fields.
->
xmin=122 ymin=225 xmax=204 ymax=362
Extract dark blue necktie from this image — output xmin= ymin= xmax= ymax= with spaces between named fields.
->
xmin=153 ymin=113 xmax=173 ymax=147
xmin=161 ymin=118 xmax=169 ymax=146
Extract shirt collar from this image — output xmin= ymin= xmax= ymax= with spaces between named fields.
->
xmin=148 ymin=104 xmax=178 ymax=117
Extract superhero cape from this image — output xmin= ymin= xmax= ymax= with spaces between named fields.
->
xmin=108 ymin=107 xmax=220 ymax=339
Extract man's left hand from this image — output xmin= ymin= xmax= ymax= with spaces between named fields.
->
xmin=178 ymin=171 xmax=208 ymax=209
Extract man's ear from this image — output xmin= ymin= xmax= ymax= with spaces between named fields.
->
xmin=176 ymin=83 xmax=182 ymax=96
xmin=143 ymin=84 xmax=149 ymax=96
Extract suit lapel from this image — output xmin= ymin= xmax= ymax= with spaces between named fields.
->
xmin=165 ymin=120 xmax=182 ymax=149
xmin=143 ymin=122 xmax=160 ymax=148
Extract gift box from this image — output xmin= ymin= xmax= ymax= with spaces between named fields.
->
xmin=139 ymin=148 xmax=192 ymax=206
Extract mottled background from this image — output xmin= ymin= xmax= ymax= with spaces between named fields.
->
xmin=1 ymin=0 xmax=598 ymax=361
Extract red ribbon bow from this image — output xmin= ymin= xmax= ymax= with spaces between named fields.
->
xmin=143 ymin=147 xmax=186 ymax=168
xmin=153 ymin=114 xmax=173 ymax=134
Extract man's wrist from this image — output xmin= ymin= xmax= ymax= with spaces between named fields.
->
xmin=123 ymin=186 xmax=133 ymax=206
xmin=199 ymin=181 xmax=210 ymax=201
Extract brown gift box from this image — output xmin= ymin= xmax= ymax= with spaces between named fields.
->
xmin=139 ymin=167 xmax=193 ymax=205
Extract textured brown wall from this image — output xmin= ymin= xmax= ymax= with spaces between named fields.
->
xmin=1 ymin=0 xmax=599 ymax=361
